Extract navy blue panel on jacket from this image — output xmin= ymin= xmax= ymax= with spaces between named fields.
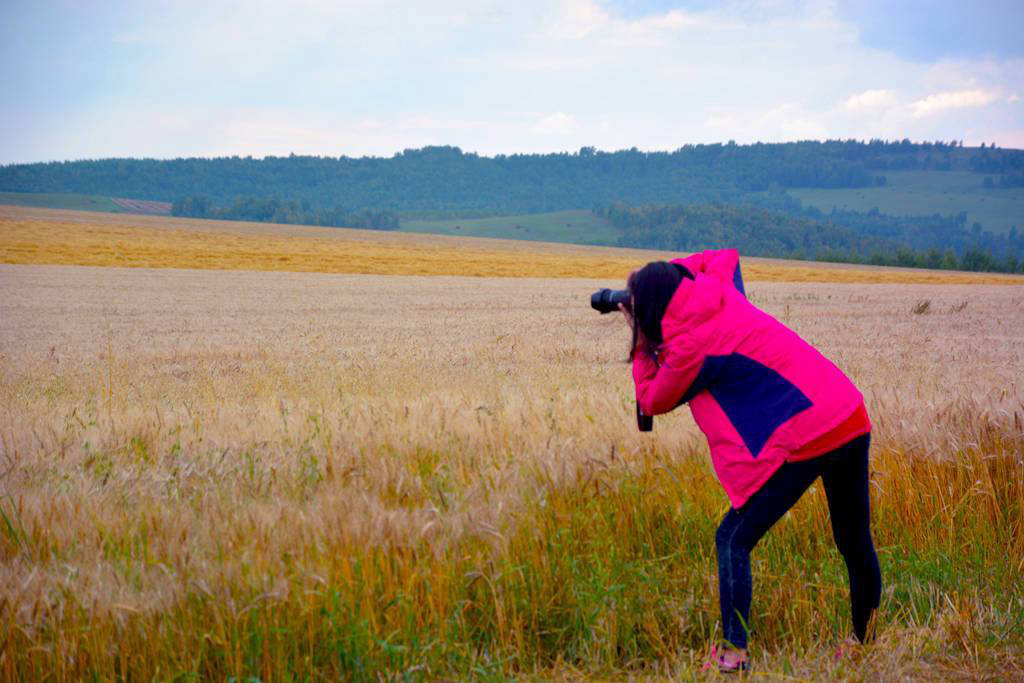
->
xmin=732 ymin=261 xmax=746 ymax=297
xmin=679 ymin=353 xmax=813 ymax=457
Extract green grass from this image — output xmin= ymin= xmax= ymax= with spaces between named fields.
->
xmin=8 ymin=446 xmax=1020 ymax=679
xmin=400 ymin=210 xmax=621 ymax=245
xmin=791 ymin=170 xmax=1024 ymax=234
xmin=0 ymin=191 xmax=124 ymax=213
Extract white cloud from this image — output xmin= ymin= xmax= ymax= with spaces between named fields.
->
xmin=844 ymin=89 xmax=897 ymax=111
xmin=910 ymin=89 xmax=1001 ymax=118
xmin=539 ymin=0 xmax=704 ymax=46
xmin=541 ymin=0 xmax=611 ymax=40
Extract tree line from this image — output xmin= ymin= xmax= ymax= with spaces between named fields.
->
xmin=602 ymin=202 xmax=1023 ymax=274
xmin=171 ymin=196 xmax=399 ymax=230
xmin=3 ymin=141 xmax=1021 ymax=214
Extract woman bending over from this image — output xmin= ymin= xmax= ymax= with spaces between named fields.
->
xmin=622 ymin=250 xmax=881 ymax=672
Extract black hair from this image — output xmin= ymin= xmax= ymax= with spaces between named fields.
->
xmin=627 ymin=261 xmax=693 ymax=356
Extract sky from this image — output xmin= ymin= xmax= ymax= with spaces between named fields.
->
xmin=1 ymin=0 xmax=1022 ymax=163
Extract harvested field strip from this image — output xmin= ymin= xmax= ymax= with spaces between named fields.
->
xmin=111 ymin=198 xmax=172 ymax=215
xmin=2 ymin=210 xmax=1022 ymax=283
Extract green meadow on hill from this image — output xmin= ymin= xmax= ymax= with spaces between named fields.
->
xmin=791 ymin=170 xmax=1024 ymax=235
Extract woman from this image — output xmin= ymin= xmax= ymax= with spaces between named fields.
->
xmin=622 ymin=250 xmax=881 ymax=672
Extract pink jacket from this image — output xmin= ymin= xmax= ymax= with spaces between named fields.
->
xmin=632 ymin=249 xmax=865 ymax=508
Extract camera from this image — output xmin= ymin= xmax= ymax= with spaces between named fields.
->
xmin=590 ymin=288 xmax=630 ymax=314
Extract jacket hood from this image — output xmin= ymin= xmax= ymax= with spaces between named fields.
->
xmin=661 ymin=273 xmax=725 ymax=338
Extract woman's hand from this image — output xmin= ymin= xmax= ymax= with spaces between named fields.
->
xmin=618 ymin=302 xmax=633 ymax=329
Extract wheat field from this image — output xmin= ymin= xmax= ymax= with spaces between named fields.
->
xmin=3 ymin=205 xmax=1022 ymax=284
xmin=1 ymin=257 xmax=1022 ymax=680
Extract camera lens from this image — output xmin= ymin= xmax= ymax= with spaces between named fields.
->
xmin=590 ymin=288 xmax=630 ymax=314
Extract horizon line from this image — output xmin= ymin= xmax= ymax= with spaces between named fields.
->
xmin=4 ymin=138 xmax=1021 ymax=167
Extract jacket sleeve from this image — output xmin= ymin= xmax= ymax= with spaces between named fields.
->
xmin=632 ymin=335 xmax=708 ymax=416
xmin=675 ymin=249 xmax=745 ymax=297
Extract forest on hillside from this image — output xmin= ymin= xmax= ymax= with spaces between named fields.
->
xmin=3 ymin=140 xmax=1022 ymax=213
xmin=603 ymin=202 xmax=1024 ymax=273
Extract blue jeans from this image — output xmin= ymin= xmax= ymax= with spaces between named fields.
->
xmin=715 ymin=434 xmax=881 ymax=649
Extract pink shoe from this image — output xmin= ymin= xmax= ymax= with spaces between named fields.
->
xmin=833 ymin=637 xmax=860 ymax=662
xmin=703 ymin=645 xmax=749 ymax=674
